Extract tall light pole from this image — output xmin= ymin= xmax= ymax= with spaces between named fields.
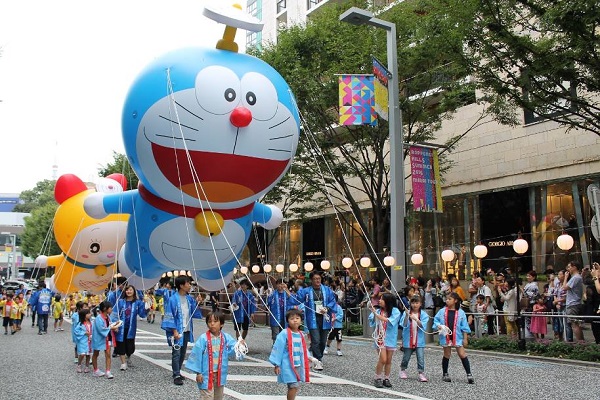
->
xmin=2 ymin=232 xmax=18 ymax=280
xmin=340 ymin=7 xmax=406 ymax=288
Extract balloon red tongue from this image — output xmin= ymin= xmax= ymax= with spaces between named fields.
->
xmin=230 ymin=107 xmax=252 ymax=127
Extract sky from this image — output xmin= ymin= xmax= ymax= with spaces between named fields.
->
xmin=0 ymin=0 xmax=246 ymax=194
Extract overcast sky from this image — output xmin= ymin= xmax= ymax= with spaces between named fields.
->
xmin=0 ymin=0 xmax=245 ymax=194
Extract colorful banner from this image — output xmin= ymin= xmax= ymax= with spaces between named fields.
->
xmin=372 ymin=57 xmax=390 ymax=121
xmin=338 ymin=74 xmax=377 ymax=126
xmin=410 ymin=146 xmax=443 ymax=212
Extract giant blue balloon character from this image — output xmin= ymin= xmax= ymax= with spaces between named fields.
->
xmin=84 ymin=4 xmax=300 ymax=290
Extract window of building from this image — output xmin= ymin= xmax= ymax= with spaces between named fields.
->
xmin=277 ymin=0 xmax=286 ymax=14
xmin=307 ymin=0 xmax=324 ymax=10
xmin=523 ymin=77 xmax=576 ymax=124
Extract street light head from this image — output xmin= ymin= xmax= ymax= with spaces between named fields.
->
xmin=339 ymin=7 xmax=374 ymax=26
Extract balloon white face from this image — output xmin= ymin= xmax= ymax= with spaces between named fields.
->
xmin=68 ymin=221 xmax=128 ymax=265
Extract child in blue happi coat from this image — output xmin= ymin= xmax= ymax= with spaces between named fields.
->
xmin=368 ymin=292 xmax=400 ymax=389
xmin=186 ymin=311 xmax=241 ymax=400
xmin=399 ymin=295 xmax=430 ymax=382
xmin=270 ymin=309 xmax=310 ymax=400
xmin=433 ymin=292 xmax=474 ymax=384
xmin=74 ymin=308 xmax=93 ymax=373
xmin=325 ymin=296 xmax=344 ymax=356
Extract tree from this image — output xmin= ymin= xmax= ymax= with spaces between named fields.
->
xmin=250 ymin=0 xmax=484 ymax=267
xmin=97 ymin=151 xmax=139 ymax=190
xmin=464 ymin=0 xmax=600 ymax=135
xmin=12 ymin=180 xmax=56 ymax=213
xmin=20 ymin=191 xmax=59 ymax=260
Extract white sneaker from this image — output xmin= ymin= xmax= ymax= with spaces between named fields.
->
xmin=106 ymin=371 xmax=114 ymax=379
xmin=336 ymin=350 xmax=343 ymax=356
xmin=314 ymin=360 xmax=324 ymax=371
xmin=93 ymin=370 xmax=105 ymax=377
xmin=120 ymin=363 xmax=127 ymax=371
xmin=323 ymin=347 xmax=329 ymax=355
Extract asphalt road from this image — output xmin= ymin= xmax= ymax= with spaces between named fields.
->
xmin=2 ymin=316 xmax=598 ymax=400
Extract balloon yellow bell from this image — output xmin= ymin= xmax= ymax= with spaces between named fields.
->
xmin=195 ymin=212 xmax=224 ymax=236
xmin=95 ymin=265 xmax=108 ymax=276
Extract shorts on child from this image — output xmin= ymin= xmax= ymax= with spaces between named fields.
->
xmin=327 ymin=328 xmax=342 ymax=342
xmin=199 ymin=375 xmax=224 ymax=400
xmin=287 ymin=382 xmax=300 ymax=389
xmin=2 ymin=317 xmax=13 ymax=327
xmin=234 ymin=317 xmax=250 ymax=332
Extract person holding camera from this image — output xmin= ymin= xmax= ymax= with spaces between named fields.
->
xmin=562 ymin=261 xmax=584 ymax=342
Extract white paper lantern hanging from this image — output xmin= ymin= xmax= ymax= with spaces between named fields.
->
xmin=179 ymin=270 xmax=187 ymax=277
xmin=556 ymin=233 xmax=574 ymax=251
xmin=383 ymin=256 xmax=395 ymax=267
xmin=304 ymin=262 xmax=314 ymax=272
xmin=513 ymin=238 xmax=529 ymax=255
xmin=251 ymin=265 xmax=260 ymax=273
xmin=167 ymin=271 xmax=173 ymax=277
xmin=411 ymin=253 xmax=424 ymax=265
xmin=233 ymin=267 xmax=238 ymax=275
xmin=360 ymin=257 xmax=371 ymax=268
xmin=473 ymin=244 xmax=488 ymax=259
xmin=173 ymin=271 xmax=180 ymax=277
xmin=263 ymin=264 xmax=272 ymax=273
xmin=341 ymin=257 xmax=353 ymax=269
xmin=441 ymin=249 xmax=455 ymax=262
xmin=275 ymin=264 xmax=284 ymax=273
xmin=320 ymin=260 xmax=331 ymax=270
xmin=240 ymin=266 xmax=248 ymax=275
xmin=289 ymin=263 xmax=299 ymax=272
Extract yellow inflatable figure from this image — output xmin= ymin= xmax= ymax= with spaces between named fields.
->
xmin=35 ymin=174 xmax=129 ymax=295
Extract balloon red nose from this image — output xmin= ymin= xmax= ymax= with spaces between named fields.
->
xmin=230 ymin=107 xmax=252 ymax=128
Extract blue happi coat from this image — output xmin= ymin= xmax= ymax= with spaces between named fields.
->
xmin=290 ymin=285 xmax=337 ymax=330
xmin=92 ymin=312 xmax=114 ymax=351
xmin=369 ymin=307 xmax=401 ymax=348
xmin=185 ymin=331 xmax=239 ymax=390
xmin=433 ymin=307 xmax=471 ymax=347
xmin=399 ymin=309 xmax=430 ymax=348
xmin=269 ymin=328 xmax=310 ymax=384
xmin=111 ymin=298 xmax=148 ymax=342
xmin=161 ymin=292 xmax=203 ymax=347
xmin=232 ymin=289 xmax=257 ymax=322
xmin=73 ymin=322 xmax=92 ymax=354
xmin=29 ymin=288 xmax=54 ymax=315
xmin=332 ymin=304 xmax=344 ymax=329
xmin=267 ymin=290 xmax=291 ymax=328
xmin=71 ymin=311 xmax=80 ymax=344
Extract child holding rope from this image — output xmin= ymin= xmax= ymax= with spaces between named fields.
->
xmin=186 ymin=311 xmax=242 ymax=400
xmin=368 ymin=292 xmax=400 ymax=388
xmin=399 ymin=295 xmax=430 ymax=382
xmin=433 ymin=292 xmax=474 ymax=384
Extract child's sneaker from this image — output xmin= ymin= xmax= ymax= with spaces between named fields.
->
xmin=76 ymin=365 xmax=82 ymax=373
xmin=323 ymin=346 xmax=329 ymax=355
xmin=83 ymin=366 xmax=90 ymax=373
xmin=399 ymin=370 xmax=408 ymax=379
xmin=418 ymin=372 xmax=428 ymax=382
xmin=443 ymin=373 xmax=451 ymax=382
xmin=74 ymin=358 xmax=79 ymax=364
xmin=93 ymin=369 xmax=105 ymax=377
xmin=336 ymin=350 xmax=343 ymax=356
xmin=106 ymin=371 xmax=114 ymax=379
xmin=467 ymin=374 xmax=475 ymax=384
xmin=374 ymin=378 xmax=383 ymax=388
xmin=382 ymin=378 xmax=392 ymax=388
xmin=120 ymin=363 xmax=127 ymax=371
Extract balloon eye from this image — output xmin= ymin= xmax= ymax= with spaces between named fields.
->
xmin=246 ymin=91 xmax=256 ymax=106
xmin=89 ymin=242 xmax=100 ymax=254
xmin=224 ymin=88 xmax=236 ymax=102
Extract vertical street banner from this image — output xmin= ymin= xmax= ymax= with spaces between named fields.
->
xmin=338 ymin=74 xmax=377 ymax=126
xmin=410 ymin=146 xmax=443 ymax=212
xmin=372 ymin=57 xmax=390 ymax=121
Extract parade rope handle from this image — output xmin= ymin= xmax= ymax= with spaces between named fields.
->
xmin=169 ymin=336 xmax=181 ymax=351
xmin=372 ymin=319 xmax=387 ymax=349
xmin=437 ymin=324 xmax=453 ymax=337
xmin=234 ymin=336 xmax=248 ymax=360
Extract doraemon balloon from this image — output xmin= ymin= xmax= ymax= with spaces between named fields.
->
xmin=84 ymin=4 xmax=299 ymax=290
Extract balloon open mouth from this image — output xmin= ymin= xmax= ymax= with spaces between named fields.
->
xmin=152 ymin=143 xmax=289 ymax=202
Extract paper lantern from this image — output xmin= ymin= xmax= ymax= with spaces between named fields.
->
xmin=167 ymin=271 xmax=173 ymax=277
xmin=263 ymin=264 xmax=272 ymax=273
xmin=441 ymin=250 xmax=455 ymax=262
xmin=513 ymin=238 xmax=528 ymax=255
xmin=252 ymin=265 xmax=260 ymax=273
xmin=240 ymin=266 xmax=248 ymax=275
xmin=473 ymin=244 xmax=488 ymax=259
xmin=233 ymin=267 xmax=238 ymax=275
xmin=289 ymin=263 xmax=299 ymax=272
xmin=383 ymin=256 xmax=395 ymax=267
xmin=411 ymin=253 xmax=423 ymax=265
xmin=320 ymin=260 xmax=331 ymax=270
xmin=275 ymin=264 xmax=284 ymax=273
xmin=304 ymin=262 xmax=314 ymax=272
xmin=341 ymin=257 xmax=353 ymax=269
xmin=556 ymin=233 xmax=574 ymax=251
xmin=360 ymin=257 xmax=371 ymax=268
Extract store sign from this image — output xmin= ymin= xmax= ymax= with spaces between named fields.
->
xmin=487 ymin=241 xmax=515 ymax=247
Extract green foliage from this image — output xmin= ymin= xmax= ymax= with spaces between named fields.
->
xmin=97 ymin=151 xmax=138 ymax=190
xmin=20 ymin=202 xmax=59 ymax=259
xmin=343 ymin=321 xmax=364 ymax=336
xmin=469 ymin=336 xmax=600 ymax=362
xmin=13 ymin=180 xmax=56 ymax=213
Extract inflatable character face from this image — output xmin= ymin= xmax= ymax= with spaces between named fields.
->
xmin=42 ymin=174 xmax=129 ymax=294
xmin=123 ymin=48 xmax=300 ymax=210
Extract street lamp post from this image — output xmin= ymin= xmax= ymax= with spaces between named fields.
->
xmin=2 ymin=232 xmax=17 ymax=280
xmin=340 ymin=7 xmax=406 ymax=289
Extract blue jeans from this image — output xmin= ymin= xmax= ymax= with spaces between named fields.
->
xmin=308 ymin=328 xmax=328 ymax=361
xmin=171 ymin=331 xmax=190 ymax=378
xmin=552 ymin=310 xmax=564 ymax=335
xmin=400 ymin=347 xmax=425 ymax=372
xmin=37 ymin=314 xmax=48 ymax=333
